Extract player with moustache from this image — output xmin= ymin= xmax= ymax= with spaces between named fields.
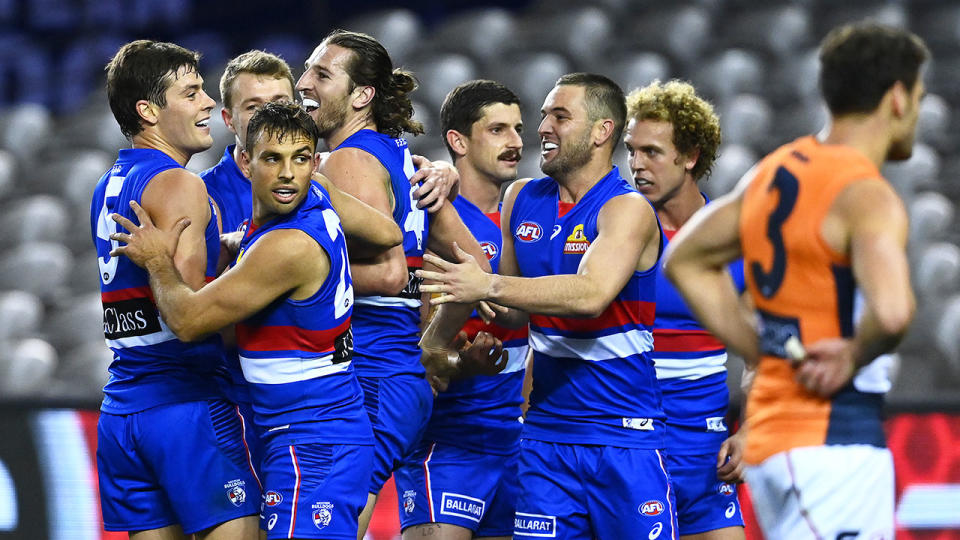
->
xmin=295 ymin=30 xmax=498 ymax=537
xmin=418 ymin=73 xmax=678 ymax=540
xmin=394 ymin=80 xmax=530 ymax=540
xmin=91 ymin=40 xmax=259 ymax=540
xmin=109 ymin=102 xmax=398 ymax=540
xmin=624 ymin=79 xmax=746 ymax=540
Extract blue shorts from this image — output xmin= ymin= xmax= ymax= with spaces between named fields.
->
xmin=358 ymin=374 xmax=433 ymax=494
xmin=394 ymin=441 xmax=518 ymax=536
xmin=665 ymin=452 xmax=744 ymax=535
xmin=97 ymin=400 xmax=261 ymax=534
xmin=258 ymin=442 xmax=373 ymax=539
xmin=514 ymin=439 xmax=678 ymax=540
xmin=237 ymin=398 xmax=265 ymax=478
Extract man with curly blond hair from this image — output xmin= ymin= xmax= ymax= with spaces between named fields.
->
xmin=624 ymin=79 xmax=746 ymax=540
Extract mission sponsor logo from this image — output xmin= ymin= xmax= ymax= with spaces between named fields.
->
xmin=515 ymin=221 xmax=543 ymax=243
xmin=563 ymin=224 xmax=590 ymax=254
xmin=480 ymin=241 xmax=498 ymax=260
xmin=639 ymin=500 xmax=664 ymax=516
xmin=515 ymin=512 xmax=556 ymax=537
xmin=705 ymin=417 xmax=728 ymax=433
xmin=622 ymin=417 xmax=655 ymax=431
xmin=440 ymin=492 xmax=485 ymax=522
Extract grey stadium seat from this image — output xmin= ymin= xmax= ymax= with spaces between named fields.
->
xmin=343 ymin=9 xmax=423 ymax=66
xmin=0 ymin=337 xmax=58 ymax=397
xmin=702 ymin=144 xmax=758 ymax=199
xmin=935 ymin=295 xmax=960 ymax=372
xmin=0 ymin=195 xmax=70 ymax=248
xmin=432 ymin=8 xmax=517 ymax=61
xmin=718 ymin=94 xmax=773 ymax=149
xmin=44 ymin=292 xmax=104 ymax=352
xmin=914 ymin=242 xmax=960 ymax=300
xmin=409 ymin=54 xmax=478 ymax=113
xmin=0 ymin=290 xmax=43 ymax=341
xmin=0 ymin=103 xmax=52 ymax=165
xmin=723 ymin=5 xmax=811 ymax=59
xmin=884 ymin=143 xmax=941 ymax=199
xmin=599 ymin=53 xmax=670 ymax=95
xmin=909 ymin=191 xmax=955 ymax=247
xmin=0 ymin=241 xmax=73 ymax=301
xmin=623 ymin=5 xmax=713 ymax=67
xmin=694 ymin=49 xmax=764 ymax=103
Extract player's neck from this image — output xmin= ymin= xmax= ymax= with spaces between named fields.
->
xmin=821 ymin=115 xmax=892 ymax=169
xmin=656 ymin=179 xmax=704 ymax=231
xmin=132 ymin=131 xmax=191 ymax=166
xmin=555 ymin=157 xmax=613 ymax=204
xmin=457 ymin=163 xmax=503 ymax=213
xmin=325 ymin=113 xmax=377 ymax=150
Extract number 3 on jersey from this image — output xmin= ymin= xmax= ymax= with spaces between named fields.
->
xmin=750 ymin=166 xmax=799 ymax=298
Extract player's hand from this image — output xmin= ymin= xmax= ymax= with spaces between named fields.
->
xmin=410 ymin=155 xmax=459 ymax=213
xmin=457 ymin=330 xmax=508 ymax=378
xmin=716 ymin=428 xmax=747 ymax=484
xmin=110 ymin=200 xmax=189 ymax=269
xmin=477 ymin=301 xmax=509 ymax=324
xmin=795 ymin=338 xmax=856 ymax=397
xmin=220 ymin=230 xmax=243 ymax=257
xmin=419 ymin=243 xmax=493 ymax=305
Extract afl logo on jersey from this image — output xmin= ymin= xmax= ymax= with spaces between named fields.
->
xmin=716 ymin=483 xmax=735 ymax=496
xmin=480 ymin=241 xmax=498 ymax=260
xmin=515 ymin=221 xmax=543 ymax=243
xmin=264 ymin=491 xmax=283 ymax=506
xmin=639 ymin=500 xmax=664 ymax=516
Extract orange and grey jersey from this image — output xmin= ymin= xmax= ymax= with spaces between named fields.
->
xmin=739 ymin=135 xmax=893 ymax=465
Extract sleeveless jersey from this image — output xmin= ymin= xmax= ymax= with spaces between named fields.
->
xmin=234 ymin=181 xmax=372 ymax=447
xmin=510 ymin=167 xmax=665 ymax=449
xmin=424 ymin=195 xmax=530 ymax=455
xmin=739 ymin=135 xmax=891 ymax=464
xmin=200 ymin=145 xmax=253 ymax=404
xmin=654 ymin=197 xmax=746 ymax=454
xmin=90 ymin=148 xmax=224 ymax=414
xmin=334 ymin=129 xmax=429 ymax=377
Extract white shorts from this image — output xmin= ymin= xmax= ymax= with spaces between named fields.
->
xmin=745 ymin=445 xmax=893 ymax=540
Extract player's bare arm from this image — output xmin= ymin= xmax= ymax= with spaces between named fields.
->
xmin=420 ymin=191 xmax=655 ymax=318
xmin=141 ymin=167 xmax=214 ymax=290
xmin=312 ymin=171 xmax=403 ymax=257
xmin=320 ymin=146 xmax=408 ymax=294
xmin=663 ymin=184 xmax=761 ymax=367
xmin=796 ymin=179 xmax=915 ymax=396
xmin=111 ymin=201 xmax=327 ymax=342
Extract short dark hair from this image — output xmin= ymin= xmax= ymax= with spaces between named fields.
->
xmin=105 ymin=40 xmax=201 ymax=139
xmin=556 ymin=72 xmax=626 ymax=148
xmin=440 ymin=80 xmax=521 ymax=159
xmin=322 ymin=29 xmax=424 ymax=138
xmin=819 ymin=22 xmax=929 ymax=116
xmin=245 ymin=101 xmax=321 ymax=153
xmin=219 ymin=50 xmax=296 ymax=110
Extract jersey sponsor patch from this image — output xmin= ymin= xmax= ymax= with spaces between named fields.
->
xmin=706 ymin=416 xmax=728 ymax=432
xmin=515 ymin=221 xmax=543 ymax=243
xmin=515 ymin=512 xmax=556 ymax=537
xmin=622 ymin=417 xmax=656 ymax=431
xmin=563 ymin=224 xmax=590 ymax=254
xmin=103 ymin=298 xmax=162 ymax=340
xmin=440 ymin=492 xmax=485 ymax=522
xmin=639 ymin=500 xmax=664 ymax=516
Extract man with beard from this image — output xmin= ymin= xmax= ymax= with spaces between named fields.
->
xmin=663 ymin=22 xmax=927 ymax=539
xmin=624 ymin=80 xmax=746 ymax=540
xmin=394 ymin=80 xmax=530 ymax=540
xmin=295 ymin=29 xmax=496 ymax=537
xmin=418 ymin=73 xmax=677 ymax=540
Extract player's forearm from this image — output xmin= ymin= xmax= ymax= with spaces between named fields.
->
xmin=350 ymin=247 xmax=408 ymax=295
xmin=668 ymin=265 xmax=760 ymax=366
xmin=850 ymin=309 xmax=911 ymax=368
xmin=488 ymin=273 xmax=613 ymax=318
xmin=144 ymin=255 xmax=214 ymax=342
xmin=420 ymin=302 xmax=474 ymax=350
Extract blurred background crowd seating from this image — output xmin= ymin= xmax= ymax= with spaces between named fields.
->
xmin=0 ymin=0 xmax=957 ymax=409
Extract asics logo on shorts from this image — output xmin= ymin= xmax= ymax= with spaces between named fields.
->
xmin=649 ymin=522 xmax=663 ymax=539
xmin=515 ymin=512 xmax=557 ymax=537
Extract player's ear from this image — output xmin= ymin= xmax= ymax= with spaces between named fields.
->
xmin=445 ymin=130 xmax=468 ymax=159
xmin=683 ymin=148 xmax=701 ymax=174
xmin=352 ymin=85 xmax=375 ymax=109
xmin=238 ymin=149 xmax=252 ymax=178
xmin=221 ymin=107 xmax=236 ymax=135
xmin=593 ymin=118 xmax=616 ymax=147
xmin=136 ymin=100 xmax=160 ymax=126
